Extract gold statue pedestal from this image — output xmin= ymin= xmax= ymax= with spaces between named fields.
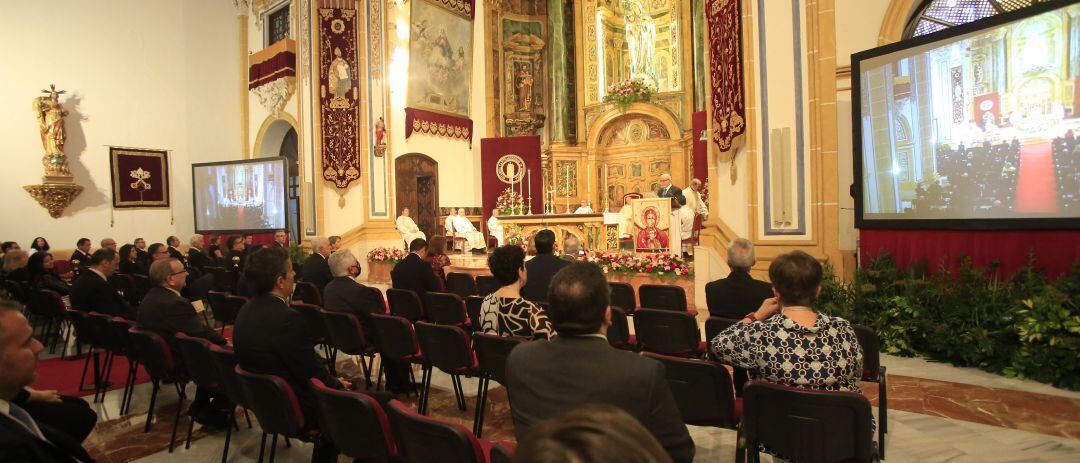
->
xmin=24 ymin=174 xmax=82 ymax=219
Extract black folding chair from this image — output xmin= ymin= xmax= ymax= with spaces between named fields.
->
xmin=387 ymin=288 xmax=425 ymax=322
xmin=854 ymin=324 xmax=888 ymax=457
xmin=632 ymin=308 xmax=704 ymax=357
xmin=608 ymin=282 xmax=637 ymax=315
xmin=446 ymin=272 xmax=478 ymax=298
xmin=472 ymin=333 xmax=524 ymax=437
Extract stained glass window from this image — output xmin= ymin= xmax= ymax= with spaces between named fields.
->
xmin=904 ymin=0 xmax=1053 ymax=38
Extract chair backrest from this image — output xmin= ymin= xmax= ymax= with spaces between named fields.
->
xmin=211 ymin=267 xmax=237 ymax=292
xmin=310 ymin=379 xmax=397 ymax=460
xmin=65 ymin=309 xmax=93 ymax=346
xmin=608 ymin=282 xmax=637 ymax=314
xmin=2 ymin=279 xmax=27 ymax=304
xmin=423 ymin=292 xmax=468 ymax=327
xmin=206 ymin=290 xmax=231 ymax=324
xmin=367 ymin=286 xmax=388 ymax=313
xmin=109 ymin=274 xmax=136 ymax=301
xmin=474 ymin=275 xmax=499 ymax=297
xmin=445 ymin=272 xmax=477 ymax=298
xmin=704 ymin=316 xmax=741 ymax=344
xmin=644 ymin=353 xmax=738 ymax=427
xmin=638 ymin=284 xmax=687 ymax=312
xmin=291 ymin=302 xmax=329 ymax=343
xmin=32 ymin=289 xmax=67 ymax=318
xmin=385 ymin=399 xmax=486 ymax=463
xmin=207 ymin=344 xmax=247 ymax=407
xmin=742 ymin=381 xmax=876 ymax=463
xmin=387 ymin=288 xmax=425 ymax=322
xmin=852 ymin=325 xmax=880 ymax=381
xmin=222 ymin=294 xmax=249 ymax=325
xmin=464 ymin=296 xmax=484 ymax=332
xmin=106 ymin=317 xmax=136 ymax=357
xmin=369 ymin=313 xmax=422 ymax=361
xmin=130 ymin=274 xmax=152 ymax=300
xmin=489 ymin=442 xmax=515 ymax=463
xmin=471 ymin=333 xmax=523 ymax=386
xmin=53 ymin=259 xmax=73 ymax=277
xmin=234 ymin=366 xmax=305 ymax=436
xmin=175 ymin=333 xmax=225 ymax=393
xmin=128 ymin=328 xmax=182 ymax=382
xmin=86 ymin=312 xmax=121 ymax=351
xmin=293 ymin=281 xmax=324 ymax=307
xmin=321 ymin=309 xmax=371 ymax=355
xmin=605 ymin=306 xmax=633 ymax=349
xmin=415 ymin=322 xmax=476 ymax=375
xmin=633 ymin=308 xmax=700 ymax=357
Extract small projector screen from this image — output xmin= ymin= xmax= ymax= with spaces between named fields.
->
xmin=192 ymin=158 xmax=287 ymax=233
xmin=853 ymin=1 xmax=1080 ymax=229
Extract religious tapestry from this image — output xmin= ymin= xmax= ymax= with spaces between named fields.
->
xmin=706 ymin=0 xmax=745 ymax=154
xmin=319 ymin=7 xmax=361 ymax=188
xmin=109 ymin=147 xmax=169 ymax=208
xmin=405 ymin=0 xmax=475 ymax=145
xmin=631 ymin=197 xmax=671 ymax=252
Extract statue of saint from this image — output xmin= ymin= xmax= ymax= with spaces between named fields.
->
xmin=624 ymin=0 xmax=656 ymax=83
xmin=516 ymin=64 xmax=534 ymax=111
xmin=33 ymin=84 xmax=70 ymax=177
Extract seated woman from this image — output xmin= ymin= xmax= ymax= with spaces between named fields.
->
xmin=30 ymin=236 xmax=51 ymax=253
xmin=424 ymin=236 xmax=451 ymax=290
xmin=118 ymin=244 xmax=144 ymax=275
xmin=710 ymin=250 xmax=863 ymax=392
xmin=2 ymin=249 xmax=30 ymax=282
xmin=479 ymin=245 xmax=553 ymax=340
xmin=27 ymin=252 xmax=70 ymax=295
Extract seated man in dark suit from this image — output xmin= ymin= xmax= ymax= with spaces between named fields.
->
xmin=137 ymin=258 xmax=229 ymax=427
xmin=134 ymin=238 xmax=151 ymax=272
xmin=186 ymin=234 xmax=210 ymax=272
xmin=507 ymin=262 xmax=695 ymax=463
xmin=233 ymin=247 xmax=387 ymax=463
xmin=166 ymin=236 xmax=187 ymax=268
xmin=705 ymin=238 xmax=773 ymax=319
xmin=70 ymin=249 xmax=136 ymax=319
xmin=390 ymin=238 xmax=442 ymax=296
xmin=299 ymin=236 xmax=333 ymax=291
xmin=0 ymin=300 xmax=95 ymax=463
xmin=324 ymin=250 xmax=382 ymax=318
xmin=68 ymin=237 xmax=93 ymax=270
xmin=520 ymin=230 xmax=570 ymax=302
xmin=270 ymin=229 xmax=289 ymax=248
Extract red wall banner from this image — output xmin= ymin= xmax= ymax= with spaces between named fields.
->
xmin=319 ymin=7 xmax=361 ymax=189
xmin=480 ymin=136 xmax=543 ymax=225
xmin=706 ymin=0 xmax=746 ymax=154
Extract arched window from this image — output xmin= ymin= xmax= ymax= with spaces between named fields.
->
xmin=904 ymin=0 xmax=1054 ymax=38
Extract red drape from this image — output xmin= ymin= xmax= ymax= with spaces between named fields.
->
xmin=480 ymin=136 xmax=543 ymax=225
xmin=859 ymin=229 xmax=1080 ymax=279
xmin=692 ymin=111 xmax=708 ymax=182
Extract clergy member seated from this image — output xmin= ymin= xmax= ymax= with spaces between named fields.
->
xmin=573 ymin=200 xmax=595 ymax=214
xmin=396 ymin=207 xmax=426 ymax=249
xmin=0 ymin=301 xmax=95 ymax=463
xmin=70 ymin=248 xmax=136 ymax=319
xmin=451 ymin=208 xmax=487 ymax=254
xmin=391 ymin=238 xmax=442 ymax=296
xmin=507 ymin=262 xmax=695 ymax=463
xmin=69 ymin=237 xmax=93 ymax=270
xmin=300 ymin=237 xmax=333 ymax=291
xmin=519 ymin=230 xmax=570 ymax=302
xmin=487 ymin=210 xmax=504 ymax=246
xmin=187 ymin=234 xmax=210 ymax=272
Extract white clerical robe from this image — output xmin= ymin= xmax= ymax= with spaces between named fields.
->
xmin=573 ymin=206 xmax=595 ymax=214
xmin=396 ymin=215 xmax=426 ymax=247
xmin=685 ymin=189 xmax=708 ymax=220
xmin=452 ymin=215 xmax=486 ymax=250
xmin=487 ymin=215 xmax=504 ymax=246
xmin=669 ymin=209 xmax=684 ymax=254
xmin=617 ymin=204 xmax=634 ymax=238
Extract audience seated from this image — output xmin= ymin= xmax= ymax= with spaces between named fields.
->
xmin=27 ymin=252 xmax=70 ymax=296
xmin=118 ymin=244 xmax=145 ymax=276
xmin=206 ymin=234 xmax=223 ymax=260
xmin=136 ymin=258 xmax=230 ymax=428
xmin=559 ymin=236 xmax=581 ymax=262
xmin=186 ymin=234 xmax=210 ymax=272
xmin=223 ymin=236 xmax=245 ymax=270
xmin=69 ymin=238 xmax=92 ymax=270
xmin=513 ymin=404 xmax=673 ymax=463
xmin=507 ymin=262 xmax=695 ymax=463
xmin=328 ymin=235 xmax=342 ymax=251
xmin=1 ymin=242 xmax=20 ymax=262
xmin=710 ymin=250 xmax=864 ymax=392
xmin=2 ymin=250 xmax=30 ymax=283
xmin=0 ymin=299 xmax=95 ymax=463
xmin=300 ymin=236 xmax=333 ymax=291
xmin=100 ymin=238 xmax=117 ymax=252
xmin=270 ymin=229 xmax=289 ymax=248
xmin=165 ymin=236 xmax=186 ymax=268
xmin=423 ymin=236 xmax=452 ymax=290
xmin=479 ymin=245 xmax=552 ymax=340
xmin=147 ymin=243 xmax=170 ymax=265
xmin=240 ymin=234 xmax=261 ymax=261
xmin=705 ymin=238 xmax=773 ymax=319
xmin=519 ymin=230 xmax=570 ymax=302
xmin=31 ymin=237 xmax=49 ymax=253
xmin=70 ymin=249 xmax=136 ymax=319
xmin=391 ymin=238 xmax=442 ymax=295
xmin=324 ymin=250 xmax=382 ymax=319
xmin=1052 ymin=135 xmax=1079 ymax=211
xmin=133 ymin=238 xmax=151 ymax=271
xmin=914 ymin=140 xmax=1021 ymax=216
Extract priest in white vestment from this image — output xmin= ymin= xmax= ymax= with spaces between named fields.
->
xmin=617 ymin=197 xmax=634 ymax=238
xmin=487 ymin=210 xmax=504 ymax=246
xmin=451 ymin=208 xmax=487 ymax=252
xmin=685 ymin=178 xmax=709 ymax=220
xmin=396 ymin=208 xmax=426 ymax=248
xmin=573 ymin=200 xmax=595 ymax=214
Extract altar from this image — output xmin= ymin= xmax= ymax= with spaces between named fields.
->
xmin=499 ymin=213 xmax=619 ymax=251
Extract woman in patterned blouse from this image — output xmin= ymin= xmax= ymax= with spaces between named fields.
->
xmin=710 ymin=250 xmax=863 ymax=392
xmin=479 ymin=245 xmax=553 ymax=340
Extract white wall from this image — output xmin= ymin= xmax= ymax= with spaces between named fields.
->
xmin=0 ymin=0 xmax=242 ymax=248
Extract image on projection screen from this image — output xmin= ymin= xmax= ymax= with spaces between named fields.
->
xmin=857 ymin=4 xmax=1080 ymax=221
xmin=192 ymin=159 xmax=287 ymax=232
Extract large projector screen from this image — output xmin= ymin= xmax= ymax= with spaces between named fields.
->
xmin=852 ymin=0 xmax=1080 ymax=230
xmin=192 ymin=158 xmax=288 ymax=233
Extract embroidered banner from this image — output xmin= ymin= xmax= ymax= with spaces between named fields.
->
xmin=318 ymin=8 xmax=361 ymax=189
xmin=109 ymin=147 xmax=169 ymax=208
xmin=405 ymin=108 xmax=473 ymax=146
xmin=706 ymin=0 xmax=745 ymax=154
xmin=405 ymin=0 xmax=474 ymax=144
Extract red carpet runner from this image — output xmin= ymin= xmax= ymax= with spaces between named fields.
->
xmin=1014 ymin=142 xmax=1059 ymax=213
xmin=32 ymin=355 xmax=150 ymax=398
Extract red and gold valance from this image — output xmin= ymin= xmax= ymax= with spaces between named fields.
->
xmin=405 ymin=108 xmax=473 ymax=146
xmin=319 ymin=8 xmax=361 ymax=189
xmin=706 ymin=0 xmax=746 ymax=154
xmin=248 ymin=39 xmax=296 ymax=89
xmin=430 ymin=0 xmax=474 ymax=19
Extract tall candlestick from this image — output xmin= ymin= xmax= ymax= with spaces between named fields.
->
xmin=527 ymin=170 xmax=532 ymax=214
xmin=604 ymin=163 xmax=609 ymax=212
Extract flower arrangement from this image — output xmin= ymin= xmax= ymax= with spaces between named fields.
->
xmin=495 ymin=187 xmax=525 ymax=216
xmin=699 ymin=181 xmax=710 ymax=205
xmin=603 ymin=78 xmax=657 ymax=111
xmin=366 ymin=246 xmax=408 ymax=263
xmin=585 ymin=251 xmax=692 ymax=278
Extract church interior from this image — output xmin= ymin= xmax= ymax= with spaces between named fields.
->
xmin=1 ymin=0 xmax=1079 ymax=462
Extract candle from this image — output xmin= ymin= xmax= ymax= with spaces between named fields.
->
xmin=527 ymin=169 xmax=532 ymax=214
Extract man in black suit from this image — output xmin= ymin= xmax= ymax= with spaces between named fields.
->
xmin=390 ymin=238 xmax=442 ymax=295
xmin=70 ymin=249 xmax=136 ymax=319
xmin=186 ymin=234 xmax=210 ymax=272
xmin=233 ymin=247 xmax=383 ymax=463
xmin=147 ymin=243 xmax=170 ymax=264
xmin=270 ymin=230 xmax=289 ymax=248
xmin=656 ymin=173 xmax=685 ymax=204
xmin=507 ymin=262 xmax=695 ymax=463
xmin=324 ymin=250 xmax=382 ymax=318
xmin=520 ymin=230 xmax=570 ymax=302
xmin=166 ymin=236 xmax=187 ymax=268
xmin=134 ymin=237 xmax=151 ymax=271
xmin=300 ymin=236 xmax=333 ymax=290
xmin=0 ymin=301 xmax=95 ymax=463
xmin=705 ymin=238 xmax=773 ymax=319
xmin=137 ymin=258 xmax=229 ymax=427
xmin=68 ymin=238 xmax=92 ymax=270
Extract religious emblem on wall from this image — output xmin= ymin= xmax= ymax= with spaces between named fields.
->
xmin=109 ymin=147 xmax=170 ymax=208
xmin=24 ymin=84 xmax=83 ymax=218
xmin=404 ymin=0 xmax=475 ymax=145
xmin=318 ymin=7 xmax=361 ymax=188
xmin=706 ymin=0 xmax=746 ymax=154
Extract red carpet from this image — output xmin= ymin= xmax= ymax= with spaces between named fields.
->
xmin=1014 ymin=142 xmax=1059 ymax=213
xmin=32 ymin=355 xmax=150 ymax=398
